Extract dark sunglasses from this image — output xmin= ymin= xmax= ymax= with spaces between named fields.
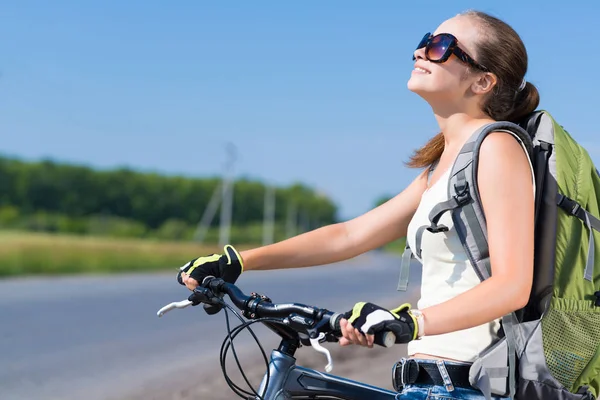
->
xmin=413 ymin=32 xmax=489 ymax=72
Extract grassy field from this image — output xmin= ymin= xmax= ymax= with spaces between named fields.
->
xmin=0 ymin=230 xmax=406 ymax=277
xmin=0 ymin=230 xmax=240 ymax=277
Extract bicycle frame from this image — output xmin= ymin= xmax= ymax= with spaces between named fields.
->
xmin=254 ymin=339 xmax=397 ymax=400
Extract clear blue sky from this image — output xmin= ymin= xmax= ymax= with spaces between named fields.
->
xmin=2 ymin=1 xmax=599 ymax=220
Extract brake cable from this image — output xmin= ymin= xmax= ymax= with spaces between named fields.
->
xmin=220 ymin=303 xmax=277 ymax=399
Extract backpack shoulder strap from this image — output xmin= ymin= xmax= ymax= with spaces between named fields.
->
xmin=425 ymin=121 xmax=534 ymax=281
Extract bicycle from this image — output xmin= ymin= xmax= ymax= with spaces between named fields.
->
xmin=156 ymin=276 xmax=400 ymax=400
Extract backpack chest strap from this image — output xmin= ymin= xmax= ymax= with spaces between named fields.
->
xmin=426 ymin=180 xmax=471 ymax=234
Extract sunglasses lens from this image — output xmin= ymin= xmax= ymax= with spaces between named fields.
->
xmin=416 ymin=33 xmax=430 ymax=50
xmin=426 ymin=34 xmax=454 ymax=61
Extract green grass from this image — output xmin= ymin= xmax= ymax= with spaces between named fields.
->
xmin=0 ymin=230 xmax=406 ymax=278
xmin=0 ymin=230 xmax=244 ymax=277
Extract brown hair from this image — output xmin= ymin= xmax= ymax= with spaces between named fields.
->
xmin=406 ymin=10 xmax=540 ymax=169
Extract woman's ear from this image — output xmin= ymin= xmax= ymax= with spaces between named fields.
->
xmin=471 ymin=72 xmax=497 ymax=95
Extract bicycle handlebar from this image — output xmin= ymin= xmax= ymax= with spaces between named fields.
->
xmin=207 ymin=278 xmax=339 ymax=325
xmin=157 ymin=277 xmax=397 ymax=360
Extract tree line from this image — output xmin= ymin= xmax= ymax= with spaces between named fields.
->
xmin=0 ymin=155 xmax=338 ymax=242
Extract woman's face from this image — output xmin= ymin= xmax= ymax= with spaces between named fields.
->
xmin=407 ymin=16 xmax=485 ymax=105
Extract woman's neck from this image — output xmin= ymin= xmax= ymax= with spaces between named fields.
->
xmin=434 ymin=111 xmax=494 ymax=151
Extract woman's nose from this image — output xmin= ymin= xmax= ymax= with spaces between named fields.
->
xmin=412 ymin=46 xmax=426 ymax=61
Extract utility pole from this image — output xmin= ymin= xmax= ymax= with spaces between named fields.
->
xmin=194 ymin=143 xmax=238 ymax=246
xmin=193 ymin=181 xmax=222 ymax=243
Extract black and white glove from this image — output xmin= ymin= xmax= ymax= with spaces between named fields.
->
xmin=345 ymin=302 xmax=419 ymax=344
xmin=177 ymin=244 xmax=244 ymax=286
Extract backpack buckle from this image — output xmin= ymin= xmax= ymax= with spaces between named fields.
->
xmin=557 ymin=194 xmax=582 ymax=217
xmin=453 ymin=182 xmax=471 ymax=206
xmin=594 ymin=291 xmax=600 ymax=307
xmin=427 ymin=223 xmax=449 ymax=233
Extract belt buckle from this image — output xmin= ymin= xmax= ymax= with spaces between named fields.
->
xmin=392 ymin=358 xmax=419 ymax=392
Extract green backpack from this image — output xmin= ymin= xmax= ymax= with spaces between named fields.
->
xmin=398 ymin=110 xmax=600 ymax=400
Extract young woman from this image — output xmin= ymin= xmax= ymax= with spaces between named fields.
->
xmin=178 ymin=10 xmax=538 ymax=399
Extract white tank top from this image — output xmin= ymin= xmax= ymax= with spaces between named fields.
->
xmin=405 ymin=137 xmax=535 ymax=362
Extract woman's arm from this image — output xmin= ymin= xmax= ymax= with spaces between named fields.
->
xmin=419 ymin=132 xmax=535 ymax=335
xmin=241 ymin=169 xmax=429 ymax=271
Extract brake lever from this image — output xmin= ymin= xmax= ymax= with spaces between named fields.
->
xmin=157 ymin=299 xmax=193 ymax=317
xmin=309 ymin=332 xmax=334 ymax=373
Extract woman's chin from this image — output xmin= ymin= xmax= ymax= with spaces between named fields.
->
xmin=407 ymin=74 xmax=425 ymax=89
xmin=407 ymin=79 xmax=428 ymax=95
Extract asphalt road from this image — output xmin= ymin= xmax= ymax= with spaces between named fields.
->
xmin=0 ymin=251 xmax=420 ymax=400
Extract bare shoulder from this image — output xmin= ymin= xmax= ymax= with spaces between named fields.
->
xmin=477 ymin=129 xmax=534 ymax=214
xmin=478 ymin=130 xmax=532 ymax=173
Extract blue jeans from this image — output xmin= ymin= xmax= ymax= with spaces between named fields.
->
xmin=395 ymin=359 xmax=510 ymax=399
xmin=398 ymin=384 xmax=510 ymax=399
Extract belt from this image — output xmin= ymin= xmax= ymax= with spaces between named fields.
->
xmin=392 ymin=359 xmax=472 ymax=392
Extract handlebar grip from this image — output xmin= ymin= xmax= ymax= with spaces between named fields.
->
xmin=373 ymin=331 xmax=396 ymax=348
xmin=331 ymin=313 xmax=344 ymax=335
xmin=330 ymin=313 xmax=396 ymax=348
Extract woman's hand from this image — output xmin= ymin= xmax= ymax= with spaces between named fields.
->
xmin=338 ymin=302 xmax=418 ymax=347
xmin=176 ymin=245 xmax=243 ymax=291
xmin=339 ymin=317 xmax=375 ymax=348
xmin=179 ymin=272 xmax=200 ymax=291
